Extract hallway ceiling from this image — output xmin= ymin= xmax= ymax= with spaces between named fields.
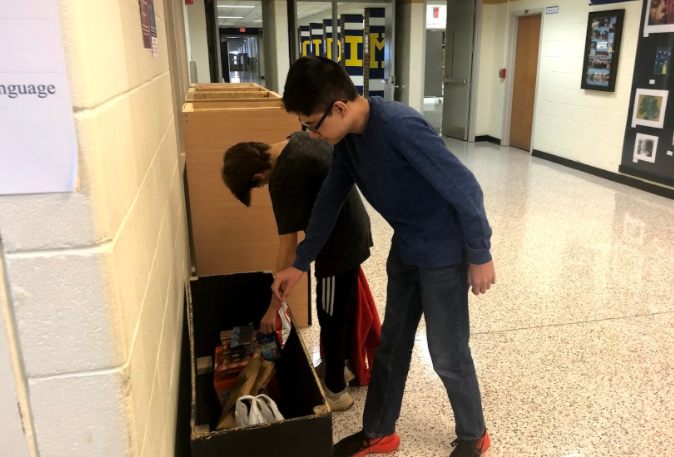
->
xmin=217 ymin=1 xmax=262 ymax=28
xmin=217 ymin=1 xmax=386 ymax=29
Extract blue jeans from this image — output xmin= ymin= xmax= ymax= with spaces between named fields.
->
xmin=363 ymin=244 xmax=486 ymax=440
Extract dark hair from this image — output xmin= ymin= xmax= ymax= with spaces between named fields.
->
xmin=221 ymin=142 xmax=272 ymax=207
xmin=283 ymin=56 xmax=359 ymax=117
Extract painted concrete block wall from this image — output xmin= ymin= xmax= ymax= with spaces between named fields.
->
xmin=0 ymin=246 xmax=33 ymax=457
xmin=396 ymin=0 xmax=426 ymax=113
xmin=475 ymin=0 xmax=642 ymax=174
xmin=0 ymin=1 xmax=189 ymax=456
xmin=186 ymin=0 xmax=212 ymax=83
xmin=262 ymin=0 xmax=290 ymax=94
xmin=475 ymin=3 xmax=508 ymax=138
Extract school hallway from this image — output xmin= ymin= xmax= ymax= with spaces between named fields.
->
xmin=300 ymin=138 xmax=674 ymax=457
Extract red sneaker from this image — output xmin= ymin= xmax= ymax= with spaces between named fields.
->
xmin=450 ymin=430 xmax=491 ymax=456
xmin=333 ymin=430 xmax=401 ymax=457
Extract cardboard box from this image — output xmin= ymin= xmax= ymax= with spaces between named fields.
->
xmin=188 ymin=273 xmax=332 ymax=457
xmin=182 ymin=88 xmax=311 ymax=326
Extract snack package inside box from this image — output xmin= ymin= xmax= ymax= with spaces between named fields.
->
xmin=276 ymin=301 xmax=291 ymax=349
xmin=214 ymin=324 xmax=281 ymax=426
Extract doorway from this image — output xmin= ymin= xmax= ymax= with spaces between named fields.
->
xmin=291 ymin=0 xmax=396 ymax=101
xmin=508 ymin=14 xmax=542 ymax=152
xmin=223 ymin=36 xmax=262 ymax=84
xmin=439 ymin=0 xmax=481 ymax=141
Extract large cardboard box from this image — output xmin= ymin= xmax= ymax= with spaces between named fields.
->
xmin=183 ymin=88 xmax=310 ymax=326
xmin=187 ymin=273 xmax=332 ymax=457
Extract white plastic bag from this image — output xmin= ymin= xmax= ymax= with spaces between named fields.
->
xmin=235 ymin=395 xmax=258 ymax=427
xmin=255 ymin=394 xmax=284 ymax=423
xmin=235 ymin=394 xmax=284 ymax=428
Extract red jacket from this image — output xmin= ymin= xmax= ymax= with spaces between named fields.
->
xmin=350 ymin=268 xmax=381 ymax=386
xmin=318 ymin=268 xmax=381 ymax=385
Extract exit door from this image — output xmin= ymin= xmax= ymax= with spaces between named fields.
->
xmin=442 ymin=0 xmax=476 ymax=140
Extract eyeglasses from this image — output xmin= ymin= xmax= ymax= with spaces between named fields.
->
xmin=299 ymin=100 xmax=348 ymax=133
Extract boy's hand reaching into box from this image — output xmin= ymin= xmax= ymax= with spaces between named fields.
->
xmin=272 ymin=267 xmax=304 ymax=301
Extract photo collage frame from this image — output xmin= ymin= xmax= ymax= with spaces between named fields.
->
xmin=581 ymin=10 xmax=625 ymax=92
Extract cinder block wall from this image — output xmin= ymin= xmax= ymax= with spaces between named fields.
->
xmin=0 ymin=1 xmax=189 ymax=455
xmin=475 ymin=0 xmax=643 ymax=174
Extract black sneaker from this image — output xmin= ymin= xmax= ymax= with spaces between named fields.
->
xmin=333 ymin=430 xmax=401 ymax=457
xmin=449 ymin=430 xmax=490 ymax=457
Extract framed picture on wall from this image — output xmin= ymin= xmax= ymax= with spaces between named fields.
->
xmin=632 ymin=88 xmax=669 ymax=128
xmin=581 ymin=10 xmax=625 ymax=92
xmin=633 ymin=133 xmax=659 ymax=163
xmin=644 ymin=0 xmax=674 ymax=36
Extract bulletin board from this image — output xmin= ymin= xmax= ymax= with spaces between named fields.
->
xmin=619 ymin=0 xmax=674 ymax=187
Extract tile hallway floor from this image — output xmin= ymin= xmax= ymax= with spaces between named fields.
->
xmin=299 ymin=139 xmax=674 ymax=457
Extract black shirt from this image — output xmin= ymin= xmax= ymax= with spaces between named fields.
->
xmin=269 ymin=132 xmax=372 ymax=278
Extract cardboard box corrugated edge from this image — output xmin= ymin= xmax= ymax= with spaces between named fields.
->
xmin=190 ymin=83 xmax=263 ymax=90
xmin=183 ymin=99 xmax=284 ymax=111
xmin=186 ymin=91 xmax=273 ymax=101
xmin=186 ymin=274 xmax=329 ymax=442
xmin=186 ymin=277 xmax=208 ymax=438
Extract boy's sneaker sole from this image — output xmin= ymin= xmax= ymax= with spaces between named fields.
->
xmin=352 ymin=434 xmax=401 ymax=457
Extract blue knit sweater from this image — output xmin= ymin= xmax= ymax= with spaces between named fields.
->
xmin=293 ymin=97 xmax=492 ymax=271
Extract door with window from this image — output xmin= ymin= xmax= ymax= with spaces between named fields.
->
xmin=441 ymin=0 xmax=476 ymax=140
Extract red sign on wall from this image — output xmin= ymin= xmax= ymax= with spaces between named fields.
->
xmin=185 ymin=0 xmax=194 ymax=4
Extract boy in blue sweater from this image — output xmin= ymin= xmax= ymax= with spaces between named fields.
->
xmin=272 ymin=56 xmax=495 ymax=457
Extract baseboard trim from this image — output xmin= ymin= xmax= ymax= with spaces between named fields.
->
xmin=475 ymin=135 xmax=502 ymax=146
xmin=532 ymin=149 xmax=674 ymax=201
xmin=618 ymin=165 xmax=674 ymax=190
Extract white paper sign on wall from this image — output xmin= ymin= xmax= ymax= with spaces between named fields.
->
xmin=546 ymin=6 xmax=559 ymax=14
xmin=426 ymin=6 xmax=447 ymax=29
xmin=0 ymin=1 xmax=78 ymax=195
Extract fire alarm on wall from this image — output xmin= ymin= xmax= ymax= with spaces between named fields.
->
xmin=499 ymin=68 xmax=506 ymax=79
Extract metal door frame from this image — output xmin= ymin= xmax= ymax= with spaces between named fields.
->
xmin=468 ymin=0 xmax=484 ymax=143
xmin=384 ymin=0 xmax=396 ymax=100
